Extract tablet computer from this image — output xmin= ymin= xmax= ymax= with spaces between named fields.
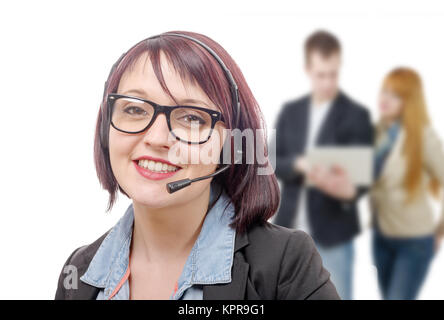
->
xmin=306 ymin=146 xmax=374 ymax=186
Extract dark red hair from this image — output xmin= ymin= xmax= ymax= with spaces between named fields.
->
xmin=94 ymin=31 xmax=280 ymax=234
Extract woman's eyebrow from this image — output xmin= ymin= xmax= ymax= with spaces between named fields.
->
xmin=177 ymin=98 xmax=211 ymax=108
xmin=120 ymin=89 xmax=212 ymax=108
xmin=121 ymin=88 xmax=149 ymax=98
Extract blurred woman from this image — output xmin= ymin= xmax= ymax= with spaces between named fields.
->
xmin=370 ymin=67 xmax=444 ymax=300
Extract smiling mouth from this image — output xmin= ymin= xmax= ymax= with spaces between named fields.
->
xmin=135 ymin=159 xmax=180 ymax=173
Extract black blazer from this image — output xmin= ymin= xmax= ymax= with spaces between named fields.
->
xmin=55 ymin=222 xmax=339 ymax=300
xmin=272 ymin=91 xmax=373 ymax=247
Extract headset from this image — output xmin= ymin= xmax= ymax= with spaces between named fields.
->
xmin=99 ymin=32 xmax=242 ymax=194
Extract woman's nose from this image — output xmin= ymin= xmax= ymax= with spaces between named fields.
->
xmin=142 ymin=113 xmax=173 ymax=149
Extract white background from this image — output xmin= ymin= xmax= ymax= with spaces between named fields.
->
xmin=1 ymin=0 xmax=444 ymax=299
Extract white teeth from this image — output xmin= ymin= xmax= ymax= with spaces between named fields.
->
xmin=138 ymin=159 xmax=179 ymax=173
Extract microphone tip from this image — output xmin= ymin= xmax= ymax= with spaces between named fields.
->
xmin=166 ymin=179 xmax=192 ymax=194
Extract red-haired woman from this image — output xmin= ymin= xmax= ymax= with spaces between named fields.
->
xmin=55 ymin=31 xmax=339 ymax=300
xmin=371 ymin=67 xmax=444 ymax=300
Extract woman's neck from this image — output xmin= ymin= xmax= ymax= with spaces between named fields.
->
xmin=131 ymin=185 xmax=211 ymax=264
xmin=380 ymin=116 xmax=401 ymax=130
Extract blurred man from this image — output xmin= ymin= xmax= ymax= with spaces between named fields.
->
xmin=272 ymin=30 xmax=373 ymax=300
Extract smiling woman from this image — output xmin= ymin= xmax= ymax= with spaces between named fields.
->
xmin=54 ymin=31 xmax=339 ymax=300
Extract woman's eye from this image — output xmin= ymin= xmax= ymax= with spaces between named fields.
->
xmin=123 ymin=106 xmax=147 ymax=116
xmin=180 ymin=114 xmax=206 ymax=125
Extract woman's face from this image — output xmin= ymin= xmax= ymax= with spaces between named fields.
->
xmin=108 ymin=52 xmax=226 ymax=208
xmin=378 ymin=87 xmax=403 ymax=122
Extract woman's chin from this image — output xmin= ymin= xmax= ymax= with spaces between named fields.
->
xmin=129 ymin=187 xmax=178 ymax=208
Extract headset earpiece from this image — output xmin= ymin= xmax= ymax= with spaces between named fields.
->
xmin=98 ymin=51 xmax=127 ymax=150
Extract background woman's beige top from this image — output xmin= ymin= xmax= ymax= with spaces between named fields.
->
xmin=370 ymin=125 xmax=444 ymax=237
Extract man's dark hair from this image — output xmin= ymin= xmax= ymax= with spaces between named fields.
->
xmin=304 ymin=30 xmax=341 ymax=63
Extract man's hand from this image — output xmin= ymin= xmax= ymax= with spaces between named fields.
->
xmin=307 ymin=164 xmax=357 ymax=200
xmin=293 ymin=156 xmax=309 ymax=174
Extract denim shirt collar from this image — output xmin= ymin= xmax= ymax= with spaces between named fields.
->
xmin=79 ymin=183 xmax=236 ymax=299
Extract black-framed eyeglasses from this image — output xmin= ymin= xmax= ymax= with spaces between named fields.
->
xmin=107 ymin=93 xmax=224 ymax=144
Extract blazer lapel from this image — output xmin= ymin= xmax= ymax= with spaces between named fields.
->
xmin=315 ymin=92 xmax=344 ymax=145
xmin=202 ymin=229 xmax=250 ymax=299
xmin=297 ymin=96 xmax=310 ymax=153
